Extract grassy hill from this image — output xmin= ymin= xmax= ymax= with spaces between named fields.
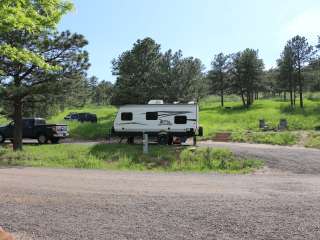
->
xmin=49 ymin=105 xmax=117 ymax=140
xmin=1 ymin=97 xmax=319 ymax=144
xmin=200 ymin=97 xmax=320 ymax=135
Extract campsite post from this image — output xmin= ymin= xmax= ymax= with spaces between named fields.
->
xmin=143 ymin=132 xmax=149 ymax=154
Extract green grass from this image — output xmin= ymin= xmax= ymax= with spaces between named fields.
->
xmin=47 ymin=97 xmax=320 ymax=142
xmin=1 ymin=97 xmax=319 ymax=145
xmin=0 ymin=144 xmax=263 ymax=173
xmin=200 ymin=98 xmax=320 ymax=136
xmin=231 ymin=131 xmax=299 ymax=145
xmin=305 ymin=132 xmax=320 ymax=149
xmin=0 ymin=116 xmax=6 ymax=125
xmin=48 ymin=105 xmax=117 ymax=140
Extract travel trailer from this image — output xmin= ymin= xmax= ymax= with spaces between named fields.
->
xmin=109 ymin=101 xmax=203 ymax=145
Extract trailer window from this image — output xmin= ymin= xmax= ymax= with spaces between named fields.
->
xmin=174 ymin=116 xmax=187 ymax=124
xmin=146 ymin=112 xmax=158 ymax=120
xmin=121 ymin=112 xmax=133 ymax=121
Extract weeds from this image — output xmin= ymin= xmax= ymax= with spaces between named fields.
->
xmin=0 ymin=144 xmax=263 ymax=173
xmin=231 ymin=131 xmax=298 ymax=145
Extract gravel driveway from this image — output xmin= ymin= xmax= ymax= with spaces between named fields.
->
xmin=1 ymin=142 xmax=320 ymax=239
xmin=1 ymin=166 xmax=320 ymax=240
xmin=199 ymin=141 xmax=320 ymax=174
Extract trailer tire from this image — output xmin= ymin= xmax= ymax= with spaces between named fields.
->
xmin=168 ymin=136 xmax=173 ymax=145
xmin=158 ymin=134 xmax=168 ymax=145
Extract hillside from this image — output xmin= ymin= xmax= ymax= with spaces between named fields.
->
xmin=1 ymin=98 xmax=319 ymax=144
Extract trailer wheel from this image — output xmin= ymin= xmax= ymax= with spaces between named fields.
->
xmin=167 ymin=136 xmax=173 ymax=145
xmin=158 ymin=134 xmax=168 ymax=145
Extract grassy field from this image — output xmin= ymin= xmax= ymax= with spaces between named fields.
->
xmin=1 ymin=96 xmax=320 ymax=146
xmin=0 ymin=144 xmax=262 ymax=173
xmin=200 ymin=96 xmax=320 ymax=136
xmin=48 ymin=97 xmax=320 ymax=142
xmin=48 ymin=105 xmax=117 ymax=139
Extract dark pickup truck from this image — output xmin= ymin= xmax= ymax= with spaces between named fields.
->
xmin=0 ymin=118 xmax=69 ymax=144
xmin=64 ymin=112 xmax=97 ymax=123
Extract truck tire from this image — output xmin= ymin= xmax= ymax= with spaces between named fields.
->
xmin=37 ymin=134 xmax=48 ymax=144
xmin=0 ymin=133 xmax=5 ymax=143
xmin=51 ymin=138 xmax=60 ymax=144
xmin=158 ymin=134 xmax=168 ymax=145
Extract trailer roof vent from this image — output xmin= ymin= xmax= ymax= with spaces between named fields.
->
xmin=148 ymin=100 xmax=164 ymax=104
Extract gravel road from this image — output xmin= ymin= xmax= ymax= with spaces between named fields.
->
xmin=1 ymin=166 xmax=320 ymax=240
xmin=1 ymin=142 xmax=320 ymax=239
xmin=198 ymin=141 xmax=320 ymax=174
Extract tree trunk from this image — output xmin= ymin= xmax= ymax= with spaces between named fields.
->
xmin=220 ymin=89 xmax=224 ymax=107
xmin=289 ymin=73 xmax=293 ymax=107
xmin=298 ymin=66 xmax=303 ymax=108
xmin=246 ymin=91 xmax=250 ymax=108
xmin=299 ymin=87 xmax=303 ymax=108
xmin=13 ymin=99 xmax=23 ymax=151
xmin=241 ymin=91 xmax=246 ymax=107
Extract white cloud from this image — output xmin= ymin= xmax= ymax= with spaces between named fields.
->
xmin=284 ymin=8 xmax=320 ymax=45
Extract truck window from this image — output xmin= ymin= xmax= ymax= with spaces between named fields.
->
xmin=23 ymin=120 xmax=33 ymax=128
xmin=174 ymin=116 xmax=187 ymax=124
xmin=146 ymin=112 xmax=158 ymax=120
xmin=35 ymin=119 xmax=46 ymax=126
xmin=121 ymin=112 xmax=133 ymax=121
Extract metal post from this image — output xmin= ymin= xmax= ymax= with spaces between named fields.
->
xmin=143 ymin=133 xmax=149 ymax=154
xmin=193 ymin=136 xmax=197 ymax=146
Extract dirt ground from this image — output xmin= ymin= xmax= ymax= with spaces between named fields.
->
xmin=1 ymin=160 xmax=320 ymax=240
xmin=1 ymin=141 xmax=320 ymax=239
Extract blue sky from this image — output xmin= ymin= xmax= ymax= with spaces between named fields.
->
xmin=59 ymin=0 xmax=320 ymax=82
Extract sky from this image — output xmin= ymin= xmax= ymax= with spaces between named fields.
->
xmin=58 ymin=0 xmax=320 ymax=82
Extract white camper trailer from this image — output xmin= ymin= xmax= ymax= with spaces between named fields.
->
xmin=110 ymin=102 xmax=203 ymax=145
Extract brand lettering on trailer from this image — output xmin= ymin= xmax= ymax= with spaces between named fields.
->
xmin=159 ymin=120 xmax=172 ymax=126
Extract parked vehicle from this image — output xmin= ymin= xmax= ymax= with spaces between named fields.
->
xmin=64 ymin=112 xmax=97 ymax=123
xmin=0 ymin=118 xmax=69 ymax=144
xmin=109 ymin=101 xmax=203 ymax=145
